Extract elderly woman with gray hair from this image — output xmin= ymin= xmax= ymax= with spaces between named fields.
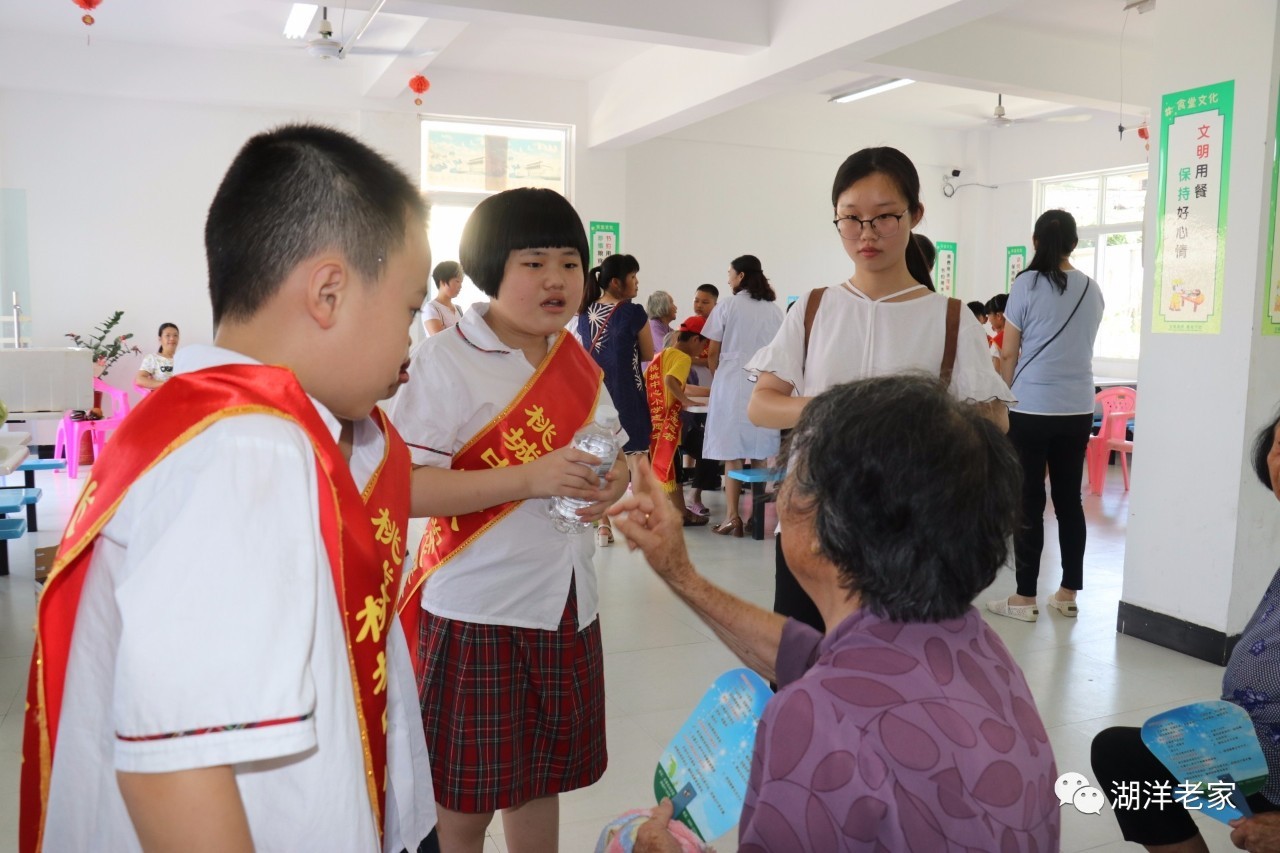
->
xmin=610 ymin=375 xmax=1059 ymax=851
xmin=646 ymin=290 xmax=678 ymax=353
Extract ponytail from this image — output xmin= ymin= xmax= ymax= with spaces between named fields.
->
xmin=1026 ymin=209 xmax=1078 ymax=294
xmin=906 ymin=235 xmax=936 ymax=291
xmin=580 ymin=266 xmax=605 ymax=313
xmin=579 ymin=253 xmax=639 ymax=313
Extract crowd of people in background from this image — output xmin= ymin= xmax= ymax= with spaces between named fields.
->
xmin=53 ymin=122 xmax=1280 ymax=853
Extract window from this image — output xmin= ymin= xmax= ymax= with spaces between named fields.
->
xmin=1037 ymin=167 xmax=1147 ymax=360
xmin=420 ymin=118 xmax=572 ymax=315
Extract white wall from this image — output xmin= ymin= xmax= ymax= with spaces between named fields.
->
xmin=623 ymin=95 xmax=966 ymax=316
xmin=0 ymin=70 xmax=625 ymax=401
xmin=963 ymin=116 xmax=1153 ymax=300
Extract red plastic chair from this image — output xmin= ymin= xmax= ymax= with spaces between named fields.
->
xmin=1087 ymin=386 xmax=1136 ymax=495
xmin=54 ymin=378 xmax=133 ymax=479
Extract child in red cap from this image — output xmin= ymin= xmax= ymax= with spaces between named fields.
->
xmin=644 ymin=316 xmax=710 ymax=525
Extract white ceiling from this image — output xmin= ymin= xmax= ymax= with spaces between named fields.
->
xmin=0 ymin=0 xmax=1156 ymax=144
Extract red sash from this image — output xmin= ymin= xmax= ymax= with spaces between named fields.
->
xmin=396 ymin=331 xmax=602 ymax=668
xmin=20 ymin=364 xmax=408 ymax=852
xmin=644 ymin=349 xmax=683 ymax=492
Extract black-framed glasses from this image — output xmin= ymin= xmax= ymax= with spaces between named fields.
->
xmin=833 ymin=211 xmax=908 ymax=239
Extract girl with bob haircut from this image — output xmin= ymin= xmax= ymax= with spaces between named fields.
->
xmin=987 ymin=209 xmax=1104 ymax=623
xmin=745 ymin=146 xmax=1013 ymax=633
xmin=701 ymin=254 xmax=785 ymax=536
xmin=576 ymin=252 xmax=654 ymax=546
xmin=391 ymin=186 xmax=630 ymax=853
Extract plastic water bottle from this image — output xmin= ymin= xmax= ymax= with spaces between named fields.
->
xmin=549 ymin=405 xmax=620 ymax=533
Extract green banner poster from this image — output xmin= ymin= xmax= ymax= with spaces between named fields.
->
xmin=934 ymin=241 xmax=957 ymax=297
xmin=1152 ymin=80 xmax=1233 ymax=334
xmin=1005 ymin=246 xmax=1027 ymax=293
xmin=1265 ymin=83 xmax=1280 ymax=335
xmin=589 ymin=221 xmax=620 ymax=268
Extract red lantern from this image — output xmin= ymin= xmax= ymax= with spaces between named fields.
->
xmin=73 ymin=0 xmax=101 ymax=25
xmin=409 ymin=75 xmax=430 ymax=106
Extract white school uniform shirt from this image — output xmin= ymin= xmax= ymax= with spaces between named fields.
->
xmin=387 ymin=303 xmax=626 ymax=631
xmin=746 ymin=282 xmax=1015 ymax=404
xmin=43 ymin=344 xmax=436 ymax=853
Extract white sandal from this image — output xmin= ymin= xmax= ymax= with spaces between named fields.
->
xmin=595 ymin=525 xmax=614 ymax=548
xmin=986 ymin=597 xmax=1039 ymax=623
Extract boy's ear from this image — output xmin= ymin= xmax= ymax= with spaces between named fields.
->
xmin=304 ymin=258 xmax=349 ymax=330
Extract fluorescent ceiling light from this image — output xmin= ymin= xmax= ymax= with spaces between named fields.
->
xmin=283 ymin=3 xmax=318 ymax=39
xmin=830 ymin=78 xmax=915 ymax=104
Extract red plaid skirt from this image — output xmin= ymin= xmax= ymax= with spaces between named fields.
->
xmin=416 ymin=578 xmax=607 ymax=813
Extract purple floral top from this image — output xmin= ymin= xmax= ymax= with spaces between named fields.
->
xmin=1222 ymin=566 xmax=1280 ymax=803
xmin=738 ymin=608 xmax=1059 ymax=851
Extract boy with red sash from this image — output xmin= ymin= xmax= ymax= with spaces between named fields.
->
xmin=643 ymin=316 xmax=709 ymax=526
xmin=20 ymin=125 xmax=438 ymax=853
xmin=390 ymin=188 xmax=630 ymax=853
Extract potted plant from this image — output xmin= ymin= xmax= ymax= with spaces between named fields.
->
xmin=66 ymin=310 xmax=141 ymax=378
xmin=65 ymin=311 xmax=140 ymax=464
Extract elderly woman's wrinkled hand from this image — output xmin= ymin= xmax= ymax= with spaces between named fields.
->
xmin=1231 ymin=813 xmax=1280 ymax=852
xmin=609 ymin=464 xmax=694 ymax=584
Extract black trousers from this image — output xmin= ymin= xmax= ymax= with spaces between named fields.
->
xmin=773 ymin=534 xmax=824 ymax=634
xmin=1091 ymin=726 xmax=1277 ymax=845
xmin=1007 ymin=411 xmax=1093 ymax=598
xmin=681 ymin=412 xmax=722 ymax=491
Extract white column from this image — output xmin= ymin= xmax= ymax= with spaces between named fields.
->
xmin=1121 ymin=0 xmax=1280 ymax=660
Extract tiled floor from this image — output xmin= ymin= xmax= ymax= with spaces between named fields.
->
xmin=0 ymin=462 xmax=1244 ymax=851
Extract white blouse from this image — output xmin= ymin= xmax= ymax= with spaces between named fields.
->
xmin=747 ymin=282 xmax=1015 ymax=405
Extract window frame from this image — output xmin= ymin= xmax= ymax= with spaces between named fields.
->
xmin=420 ymin=113 xmax=575 ymax=205
xmin=1035 ymin=165 xmax=1148 ymax=361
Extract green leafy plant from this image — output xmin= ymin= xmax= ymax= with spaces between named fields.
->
xmin=66 ymin=311 xmax=141 ymax=377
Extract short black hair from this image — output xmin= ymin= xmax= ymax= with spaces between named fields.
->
xmin=205 ymin=124 xmax=427 ymax=327
xmin=696 ymin=283 xmax=719 ymax=299
xmin=985 ymin=293 xmax=1008 ymax=315
xmin=1252 ymin=410 xmax=1280 ymax=489
xmin=966 ymin=301 xmax=987 ymax=319
xmin=432 ymin=260 xmax=462 ymax=285
xmin=459 ymin=188 xmax=588 ymax=298
xmin=676 ymin=330 xmax=705 ymax=344
xmin=784 ymin=376 xmax=1021 ymax=622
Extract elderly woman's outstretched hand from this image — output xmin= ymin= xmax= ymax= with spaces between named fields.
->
xmin=609 ymin=463 xmax=695 ymax=584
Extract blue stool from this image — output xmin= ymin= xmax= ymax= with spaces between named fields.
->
xmin=12 ymin=458 xmax=66 ymax=532
xmin=0 ymin=498 xmax=27 ymax=576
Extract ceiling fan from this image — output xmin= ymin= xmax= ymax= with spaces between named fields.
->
xmin=985 ymin=93 xmax=1092 ymax=128
xmin=302 ymin=3 xmax=438 ymax=61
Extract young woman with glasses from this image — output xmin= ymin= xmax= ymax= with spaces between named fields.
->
xmin=744 ymin=146 xmax=1014 ymax=633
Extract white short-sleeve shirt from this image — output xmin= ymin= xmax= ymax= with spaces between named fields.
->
xmin=138 ymin=352 xmax=174 ymax=382
xmin=422 ymin=299 xmax=461 ymax=334
xmin=746 ymin=283 xmax=1014 ymax=404
xmin=388 ymin=304 xmax=625 ymax=631
xmin=43 ymin=344 xmax=436 ymax=853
